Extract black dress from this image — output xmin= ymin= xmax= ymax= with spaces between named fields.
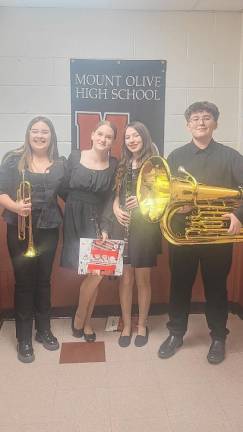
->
xmin=61 ymin=150 xmax=117 ymax=270
xmin=112 ymin=167 xmax=162 ymax=268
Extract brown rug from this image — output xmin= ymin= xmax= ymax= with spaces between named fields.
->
xmin=59 ymin=341 xmax=106 ymax=364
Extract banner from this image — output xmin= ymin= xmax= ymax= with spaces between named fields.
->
xmin=70 ymin=59 xmax=166 ymax=157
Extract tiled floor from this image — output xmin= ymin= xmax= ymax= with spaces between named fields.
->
xmin=1 ymin=313 xmax=243 ymax=432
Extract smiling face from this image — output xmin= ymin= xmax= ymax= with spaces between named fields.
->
xmin=91 ymin=124 xmax=115 ymax=153
xmin=125 ymin=126 xmax=143 ymax=157
xmin=187 ymin=110 xmax=217 ymax=143
xmin=29 ymin=120 xmax=51 ymax=155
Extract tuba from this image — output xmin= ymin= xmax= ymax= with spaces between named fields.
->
xmin=17 ymin=170 xmax=37 ymax=257
xmin=136 ymin=155 xmax=243 ymax=245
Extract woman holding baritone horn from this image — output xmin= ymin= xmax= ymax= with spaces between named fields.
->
xmin=0 ymin=116 xmax=68 ymax=363
xmin=112 ymin=121 xmax=161 ymax=348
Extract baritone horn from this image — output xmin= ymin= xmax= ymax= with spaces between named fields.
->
xmin=136 ymin=155 xmax=243 ymax=245
xmin=17 ymin=170 xmax=37 ymax=257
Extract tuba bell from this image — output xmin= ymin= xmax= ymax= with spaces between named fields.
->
xmin=17 ymin=170 xmax=37 ymax=257
xmin=136 ymin=155 xmax=243 ymax=245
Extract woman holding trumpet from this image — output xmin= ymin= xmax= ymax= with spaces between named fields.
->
xmin=113 ymin=121 xmax=161 ymax=347
xmin=0 ymin=116 xmax=68 ymax=363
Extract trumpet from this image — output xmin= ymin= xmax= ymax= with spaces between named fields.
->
xmin=17 ymin=170 xmax=37 ymax=257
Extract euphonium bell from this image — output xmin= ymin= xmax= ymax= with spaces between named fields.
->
xmin=17 ymin=170 xmax=37 ymax=257
xmin=136 ymin=155 xmax=243 ymax=245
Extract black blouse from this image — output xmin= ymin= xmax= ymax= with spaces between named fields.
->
xmin=0 ymin=154 xmax=69 ymax=228
xmin=66 ymin=150 xmax=117 ymax=234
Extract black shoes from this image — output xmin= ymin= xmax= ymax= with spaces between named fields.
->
xmin=134 ymin=327 xmax=149 ymax=347
xmin=84 ymin=331 xmax=96 ymax=342
xmin=118 ymin=327 xmax=149 ymax=348
xmin=158 ymin=335 xmax=183 ymax=359
xmin=118 ymin=333 xmax=132 ymax=348
xmin=17 ymin=331 xmax=59 ymax=362
xmin=207 ymin=339 xmax=225 ymax=364
xmin=71 ymin=314 xmax=96 ymax=341
xmin=35 ymin=330 xmax=59 ymax=351
xmin=158 ymin=335 xmax=225 ymax=364
xmin=71 ymin=315 xmax=84 ymax=338
xmin=17 ymin=341 xmax=35 ymax=363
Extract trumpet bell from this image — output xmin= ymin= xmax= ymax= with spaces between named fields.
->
xmin=24 ymin=245 xmax=37 ymax=258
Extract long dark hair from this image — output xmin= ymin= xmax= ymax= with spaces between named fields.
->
xmin=115 ymin=121 xmax=157 ymax=191
xmin=3 ymin=116 xmax=59 ymax=173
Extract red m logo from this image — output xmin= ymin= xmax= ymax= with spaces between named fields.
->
xmin=75 ymin=112 xmax=130 ymax=158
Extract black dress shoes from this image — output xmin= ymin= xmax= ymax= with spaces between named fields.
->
xmin=118 ymin=333 xmax=132 ymax=348
xmin=207 ymin=339 xmax=225 ymax=364
xmin=17 ymin=341 xmax=35 ymax=363
xmin=134 ymin=327 xmax=149 ymax=347
xmin=35 ymin=330 xmax=59 ymax=351
xmin=158 ymin=335 xmax=183 ymax=359
xmin=84 ymin=331 xmax=96 ymax=342
xmin=71 ymin=315 xmax=84 ymax=338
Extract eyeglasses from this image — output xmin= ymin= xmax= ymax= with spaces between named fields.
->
xmin=189 ymin=115 xmax=214 ymax=124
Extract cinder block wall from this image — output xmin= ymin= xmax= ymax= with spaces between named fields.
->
xmin=0 ymin=7 xmax=242 ymax=160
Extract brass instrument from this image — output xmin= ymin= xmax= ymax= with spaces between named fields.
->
xmin=17 ymin=170 xmax=37 ymax=257
xmin=123 ymin=162 xmax=133 ymax=259
xmin=136 ymin=155 xmax=243 ymax=245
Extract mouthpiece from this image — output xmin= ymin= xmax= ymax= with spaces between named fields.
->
xmin=177 ymin=166 xmax=197 ymax=187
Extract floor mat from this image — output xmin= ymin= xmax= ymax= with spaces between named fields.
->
xmin=59 ymin=341 xmax=106 ymax=364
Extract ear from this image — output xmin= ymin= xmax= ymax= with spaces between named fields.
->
xmin=213 ymin=121 xmax=218 ymax=131
xmin=186 ymin=121 xmax=191 ymax=132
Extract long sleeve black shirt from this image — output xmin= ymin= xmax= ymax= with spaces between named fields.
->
xmin=167 ymin=139 xmax=243 ymax=223
xmin=0 ymin=154 xmax=69 ymax=228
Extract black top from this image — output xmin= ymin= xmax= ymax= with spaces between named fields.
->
xmin=0 ymin=154 xmax=69 ymax=228
xmin=66 ymin=150 xmax=117 ymax=233
xmin=167 ymin=139 xmax=243 ymax=223
xmin=61 ymin=150 xmax=117 ymax=270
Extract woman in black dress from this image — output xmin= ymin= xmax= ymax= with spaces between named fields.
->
xmin=113 ymin=121 xmax=161 ymax=347
xmin=0 ymin=116 xmax=68 ymax=363
xmin=61 ymin=120 xmax=117 ymax=341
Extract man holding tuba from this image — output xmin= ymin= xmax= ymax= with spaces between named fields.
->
xmin=158 ymin=101 xmax=243 ymax=364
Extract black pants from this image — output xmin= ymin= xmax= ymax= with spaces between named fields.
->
xmin=167 ymin=243 xmax=233 ymax=340
xmin=7 ymin=224 xmax=59 ymax=342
